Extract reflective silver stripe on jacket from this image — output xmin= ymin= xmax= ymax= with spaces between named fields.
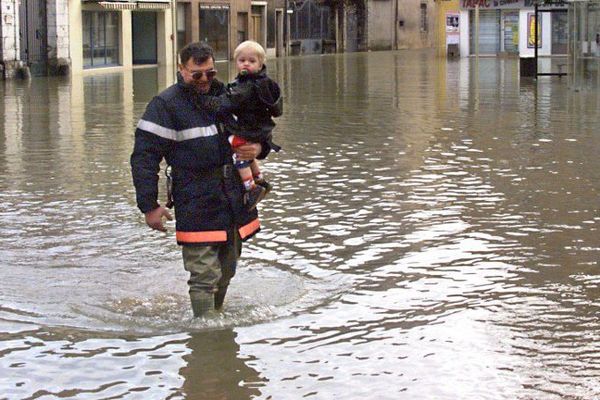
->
xmin=137 ymin=119 xmax=219 ymax=141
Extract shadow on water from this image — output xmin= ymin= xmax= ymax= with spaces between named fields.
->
xmin=0 ymin=327 xmax=265 ymax=399
xmin=178 ymin=330 xmax=266 ymax=398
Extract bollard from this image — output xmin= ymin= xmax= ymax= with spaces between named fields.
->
xmin=520 ymin=57 xmax=536 ymax=77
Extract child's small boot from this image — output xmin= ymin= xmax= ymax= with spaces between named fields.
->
xmin=255 ymin=178 xmax=273 ymax=197
xmin=244 ymin=185 xmax=266 ymax=210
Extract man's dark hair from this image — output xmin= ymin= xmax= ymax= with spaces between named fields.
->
xmin=179 ymin=42 xmax=215 ymax=65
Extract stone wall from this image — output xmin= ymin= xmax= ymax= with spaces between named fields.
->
xmin=396 ymin=0 xmax=436 ymax=49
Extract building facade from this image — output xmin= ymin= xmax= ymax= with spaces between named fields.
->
xmin=176 ymin=0 xmax=277 ymax=61
xmin=1 ymin=0 xmax=438 ymax=79
xmin=327 ymin=0 xmax=436 ymax=54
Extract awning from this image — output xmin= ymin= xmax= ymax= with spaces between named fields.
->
xmin=97 ymin=1 xmax=137 ymax=10
xmin=137 ymin=1 xmax=171 ymax=10
xmin=86 ymin=0 xmax=171 ymax=10
xmin=136 ymin=0 xmax=171 ymax=9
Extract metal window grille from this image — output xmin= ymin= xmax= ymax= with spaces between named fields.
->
xmin=289 ymin=0 xmax=333 ymax=40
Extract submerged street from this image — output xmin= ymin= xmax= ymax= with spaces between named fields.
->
xmin=0 ymin=50 xmax=599 ymax=399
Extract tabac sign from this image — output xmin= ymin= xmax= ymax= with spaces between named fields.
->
xmin=461 ymin=0 xmax=566 ymax=8
xmin=460 ymin=0 xmax=524 ymax=9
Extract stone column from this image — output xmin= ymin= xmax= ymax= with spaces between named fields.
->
xmin=47 ymin=0 xmax=71 ymax=75
xmin=0 ymin=0 xmax=21 ymax=78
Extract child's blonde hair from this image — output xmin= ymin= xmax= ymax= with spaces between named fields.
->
xmin=234 ymin=40 xmax=266 ymax=65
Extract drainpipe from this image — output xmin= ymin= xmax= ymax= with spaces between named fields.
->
xmin=15 ymin=0 xmax=20 ymax=63
xmin=172 ymin=0 xmax=178 ymax=82
xmin=284 ymin=0 xmax=288 ymax=55
xmin=394 ymin=0 xmax=398 ymax=50
xmin=534 ymin=2 xmax=538 ymax=76
xmin=474 ymin=4 xmax=479 ymax=57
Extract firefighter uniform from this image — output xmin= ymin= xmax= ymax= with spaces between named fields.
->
xmin=131 ymin=74 xmax=269 ymax=315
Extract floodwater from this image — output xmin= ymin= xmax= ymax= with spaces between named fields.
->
xmin=1 ymin=51 xmax=599 ymax=399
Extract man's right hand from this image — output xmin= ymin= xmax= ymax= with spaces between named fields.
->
xmin=144 ymin=206 xmax=173 ymax=232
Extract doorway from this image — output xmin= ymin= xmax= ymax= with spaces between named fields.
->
xmin=132 ymin=12 xmax=158 ymax=64
xmin=251 ymin=4 xmax=266 ymax=47
xmin=552 ymin=11 xmax=568 ymax=55
xmin=502 ymin=11 xmax=519 ymax=54
xmin=346 ymin=4 xmax=359 ymax=52
xmin=470 ymin=9 xmax=500 ymax=54
xmin=237 ymin=12 xmax=248 ymax=44
xmin=276 ymin=9 xmax=284 ymax=57
xmin=18 ymin=0 xmax=48 ymax=76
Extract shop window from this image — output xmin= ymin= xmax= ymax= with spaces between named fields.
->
xmin=82 ymin=11 xmax=119 ymax=68
xmin=289 ymin=0 xmax=333 ymax=40
xmin=199 ymin=5 xmax=230 ymax=61
xmin=552 ymin=12 xmax=568 ymax=55
xmin=177 ymin=3 xmax=189 ymax=54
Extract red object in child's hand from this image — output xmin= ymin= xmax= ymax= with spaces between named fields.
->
xmin=229 ymin=135 xmax=248 ymax=148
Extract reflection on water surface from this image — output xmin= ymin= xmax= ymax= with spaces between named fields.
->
xmin=0 ymin=51 xmax=599 ymax=399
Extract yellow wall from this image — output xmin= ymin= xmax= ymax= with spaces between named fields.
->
xmin=435 ymin=0 xmax=460 ymax=56
xmin=69 ymin=0 xmax=83 ymax=74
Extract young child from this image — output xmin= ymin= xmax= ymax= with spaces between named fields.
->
xmin=225 ymin=40 xmax=282 ymax=210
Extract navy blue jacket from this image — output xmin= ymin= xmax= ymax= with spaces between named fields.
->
xmin=130 ymin=74 xmax=269 ymax=245
xmin=196 ymin=66 xmax=283 ymax=151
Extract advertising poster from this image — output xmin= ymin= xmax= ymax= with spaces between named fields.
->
xmin=446 ymin=12 xmax=460 ymax=45
xmin=527 ymin=13 xmax=542 ymax=48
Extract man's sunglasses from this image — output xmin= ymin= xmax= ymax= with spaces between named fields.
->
xmin=186 ymin=68 xmax=218 ymax=80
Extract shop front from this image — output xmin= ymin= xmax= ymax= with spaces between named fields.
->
xmin=458 ymin=0 xmax=567 ymax=57
xmin=70 ymin=0 xmax=174 ymax=75
xmin=462 ymin=0 xmax=523 ymax=55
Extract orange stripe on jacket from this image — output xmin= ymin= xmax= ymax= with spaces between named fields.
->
xmin=176 ymin=230 xmax=227 ymax=243
xmin=238 ymin=219 xmax=260 ymax=239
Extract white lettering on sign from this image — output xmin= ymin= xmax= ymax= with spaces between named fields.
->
xmin=461 ymin=0 xmax=525 ymax=9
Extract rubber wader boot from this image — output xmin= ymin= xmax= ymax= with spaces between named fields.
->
xmin=190 ymin=293 xmax=214 ymax=317
xmin=214 ymin=286 xmax=228 ymax=310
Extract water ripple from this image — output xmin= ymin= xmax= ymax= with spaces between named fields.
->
xmin=1 ymin=52 xmax=599 ymax=399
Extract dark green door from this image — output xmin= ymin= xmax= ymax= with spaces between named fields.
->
xmin=19 ymin=0 xmax=48 ymax=76
xmin=132 ymin=12 xmax=158 ymax=64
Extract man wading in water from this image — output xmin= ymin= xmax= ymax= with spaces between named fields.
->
xmin=130 ymin=42 xmax=273 ymax=317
